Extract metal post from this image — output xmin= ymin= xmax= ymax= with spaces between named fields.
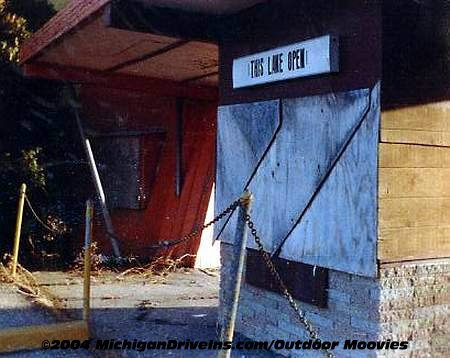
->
xmin=11 ymin=183 xmax=26 ymax=277
xmin=219 ymin=191 xmax=253 ymax=358
xmin=83 ymin=200 xmax=93 ymax=322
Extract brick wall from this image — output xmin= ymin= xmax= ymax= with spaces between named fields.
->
xmin=219 ymin=243 xmax=449 ymax=357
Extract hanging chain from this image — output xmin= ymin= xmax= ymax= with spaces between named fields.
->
xmin=150 ymin=192 xmax=332 ymax=357
xmin=24 ymin=194 xmax=61 ymax=235
xmin=155 ymin=197 xmax=241 ymax=249
xmin=243 ymin=211 xmax=334 ymax=358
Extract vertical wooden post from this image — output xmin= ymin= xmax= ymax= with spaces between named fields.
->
xmin=219 ymin=191 xmax=253 ymax=358
xmin=83 ymin=200 xmax=93 ymax=322
xmin=175 ymin=97 xmax=184 ymax=197
xmin=11 ymin=183 xmax=27 ymax=277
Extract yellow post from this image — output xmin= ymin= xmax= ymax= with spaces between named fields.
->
xmin=11 ymin=183 xmax=27 ymax=277
xmin=219 ymin=191 xmax=253 ymax=358
xmin=83 ymin=200 xmax=93 ymax=322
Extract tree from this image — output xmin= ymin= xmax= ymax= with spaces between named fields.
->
xmin=0 ymin=0 xmax=29 ymax=63
xmin=0 ymin=1 xmax=86 ymax=267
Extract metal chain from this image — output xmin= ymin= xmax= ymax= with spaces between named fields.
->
xmin=24 ymin=194 xmax=60 ymax=235
xmin=155 ymin=197 xmax=241 ymax=249
xmin=243 ymin=210 xmax=334 ymax=358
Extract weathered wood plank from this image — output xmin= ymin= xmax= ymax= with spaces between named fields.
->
xmin=381 ymin=101 xmax=450 ymax=146
xmin=280 ymin=85 xmax=379 ymax=277
xmin=379 ymin=168 xmax=450 ymax=199
xmin=379 ymin=143 xmax=450 ymax=168
xmin=215 ymin=100 xmax=280 ymax=242
xmin=381 ymin=129 xmax=450 ymax=147
xmin=379 ymin=198 xmax=450 ymax=229
xmin=378 ymin=226 xmax=450 ymax=262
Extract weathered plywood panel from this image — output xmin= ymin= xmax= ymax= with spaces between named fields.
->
xmin=216 ymin=85 xmax=380 ymax=276
xmin=247 ymin=89 xmax=371 ymax=253
xmin=379 ymin=168 xmax=450 ymax=199
xmin=215 ymin=100 xmax=280 ymax=241
xmin=280 ymin=85 xmax=380 ymax=277
xmin=379 ymin=143 xmax=450 ymax=168
xmin=379 ymin=226 xmax=450 ymax=262
xmin=381 ymin=101 xmax=450 ymax=146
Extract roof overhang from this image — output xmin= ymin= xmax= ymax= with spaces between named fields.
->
xmin=20 ymin=0 xmax=266 ymax=98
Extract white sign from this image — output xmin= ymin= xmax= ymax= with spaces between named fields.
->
xmin=232 ymin=35 xmax=339 ymax=89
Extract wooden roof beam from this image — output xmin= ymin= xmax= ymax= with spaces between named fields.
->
xmin=105 ymin=39 xmax=189 ymax=72
xmin=23 ymin=62 xmax=218 ymax=101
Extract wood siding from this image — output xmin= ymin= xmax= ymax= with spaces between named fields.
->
xmin=79 ymin=86 xmax=216 ymax=263
xmin=378 ymin=103 xmax=450 ymax=262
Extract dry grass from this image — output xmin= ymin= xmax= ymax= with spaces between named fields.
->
xmin=115 ymin=254 xmax=196 ymax=282
xmin=0 ymin=255 xmax=65 ymax=314
xmin=71 ymin=241 xmax=196 ymax=283
xmin=71 ymin=241 xmax=104 ymax=275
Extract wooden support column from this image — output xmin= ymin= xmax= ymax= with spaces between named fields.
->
xmin=176 ymin=98 xmax=184 ymax=197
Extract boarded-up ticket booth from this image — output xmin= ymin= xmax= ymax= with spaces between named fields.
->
xmin=215 ymin=1 xmax=449 ymax=357
xmin=20 ymin=0 xmax=449 ymax=356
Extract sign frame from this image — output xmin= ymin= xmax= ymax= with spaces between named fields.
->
xmin=232 ymin=35 xmax=339 ymax=89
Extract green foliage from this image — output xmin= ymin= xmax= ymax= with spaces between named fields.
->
xmin=21 ymin=148 xmax=46 ymax=188
xmin=0 ymin=1 xmax=87 ymax=267
xmin=0 ymin=0 xmax=30 ymax=62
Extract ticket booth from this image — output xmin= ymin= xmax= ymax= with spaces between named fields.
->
xmin=21 ymin=0 xmax=449 ymax=356
xmin=214 ymin=1 xmax=449 ymax=357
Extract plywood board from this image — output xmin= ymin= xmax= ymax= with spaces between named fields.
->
xmin=280 ymin=85 xmax=380 ymax=277
xmin=215 ymin=100 xmax=280 ymax=242
xmin=248 ymin=89 xmax=372 ymax=254
xmin=381 ymin=101 xmax=450 ymax=146
xmin=216 ymin=85 xmax=380 ymax=277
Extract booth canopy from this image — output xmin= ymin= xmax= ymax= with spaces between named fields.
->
xmin=20 ymin=0 xmax=266 ymax=97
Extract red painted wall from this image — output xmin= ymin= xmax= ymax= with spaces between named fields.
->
xmin=79 ymin=85 xmax=216 ymax=264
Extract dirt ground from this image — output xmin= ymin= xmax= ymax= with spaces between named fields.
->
xmin=0 ymin=268 xmax=278 ymax=357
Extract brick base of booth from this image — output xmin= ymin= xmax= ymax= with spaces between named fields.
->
xmin=219 ymin=243 xmax=449 ymax=357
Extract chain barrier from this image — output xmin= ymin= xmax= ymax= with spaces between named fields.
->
xmin=243 ymin=211 xmax=333 ymax=358
xmin=24 ymin=189 xmax=331 ymax=356
xmin=153 ymin=198 xmax=241 ymax=249
xmin=156 ymin=193 xmax=332 ymax=357
xmin=24 ymin=194 xmax=61 ymax=235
